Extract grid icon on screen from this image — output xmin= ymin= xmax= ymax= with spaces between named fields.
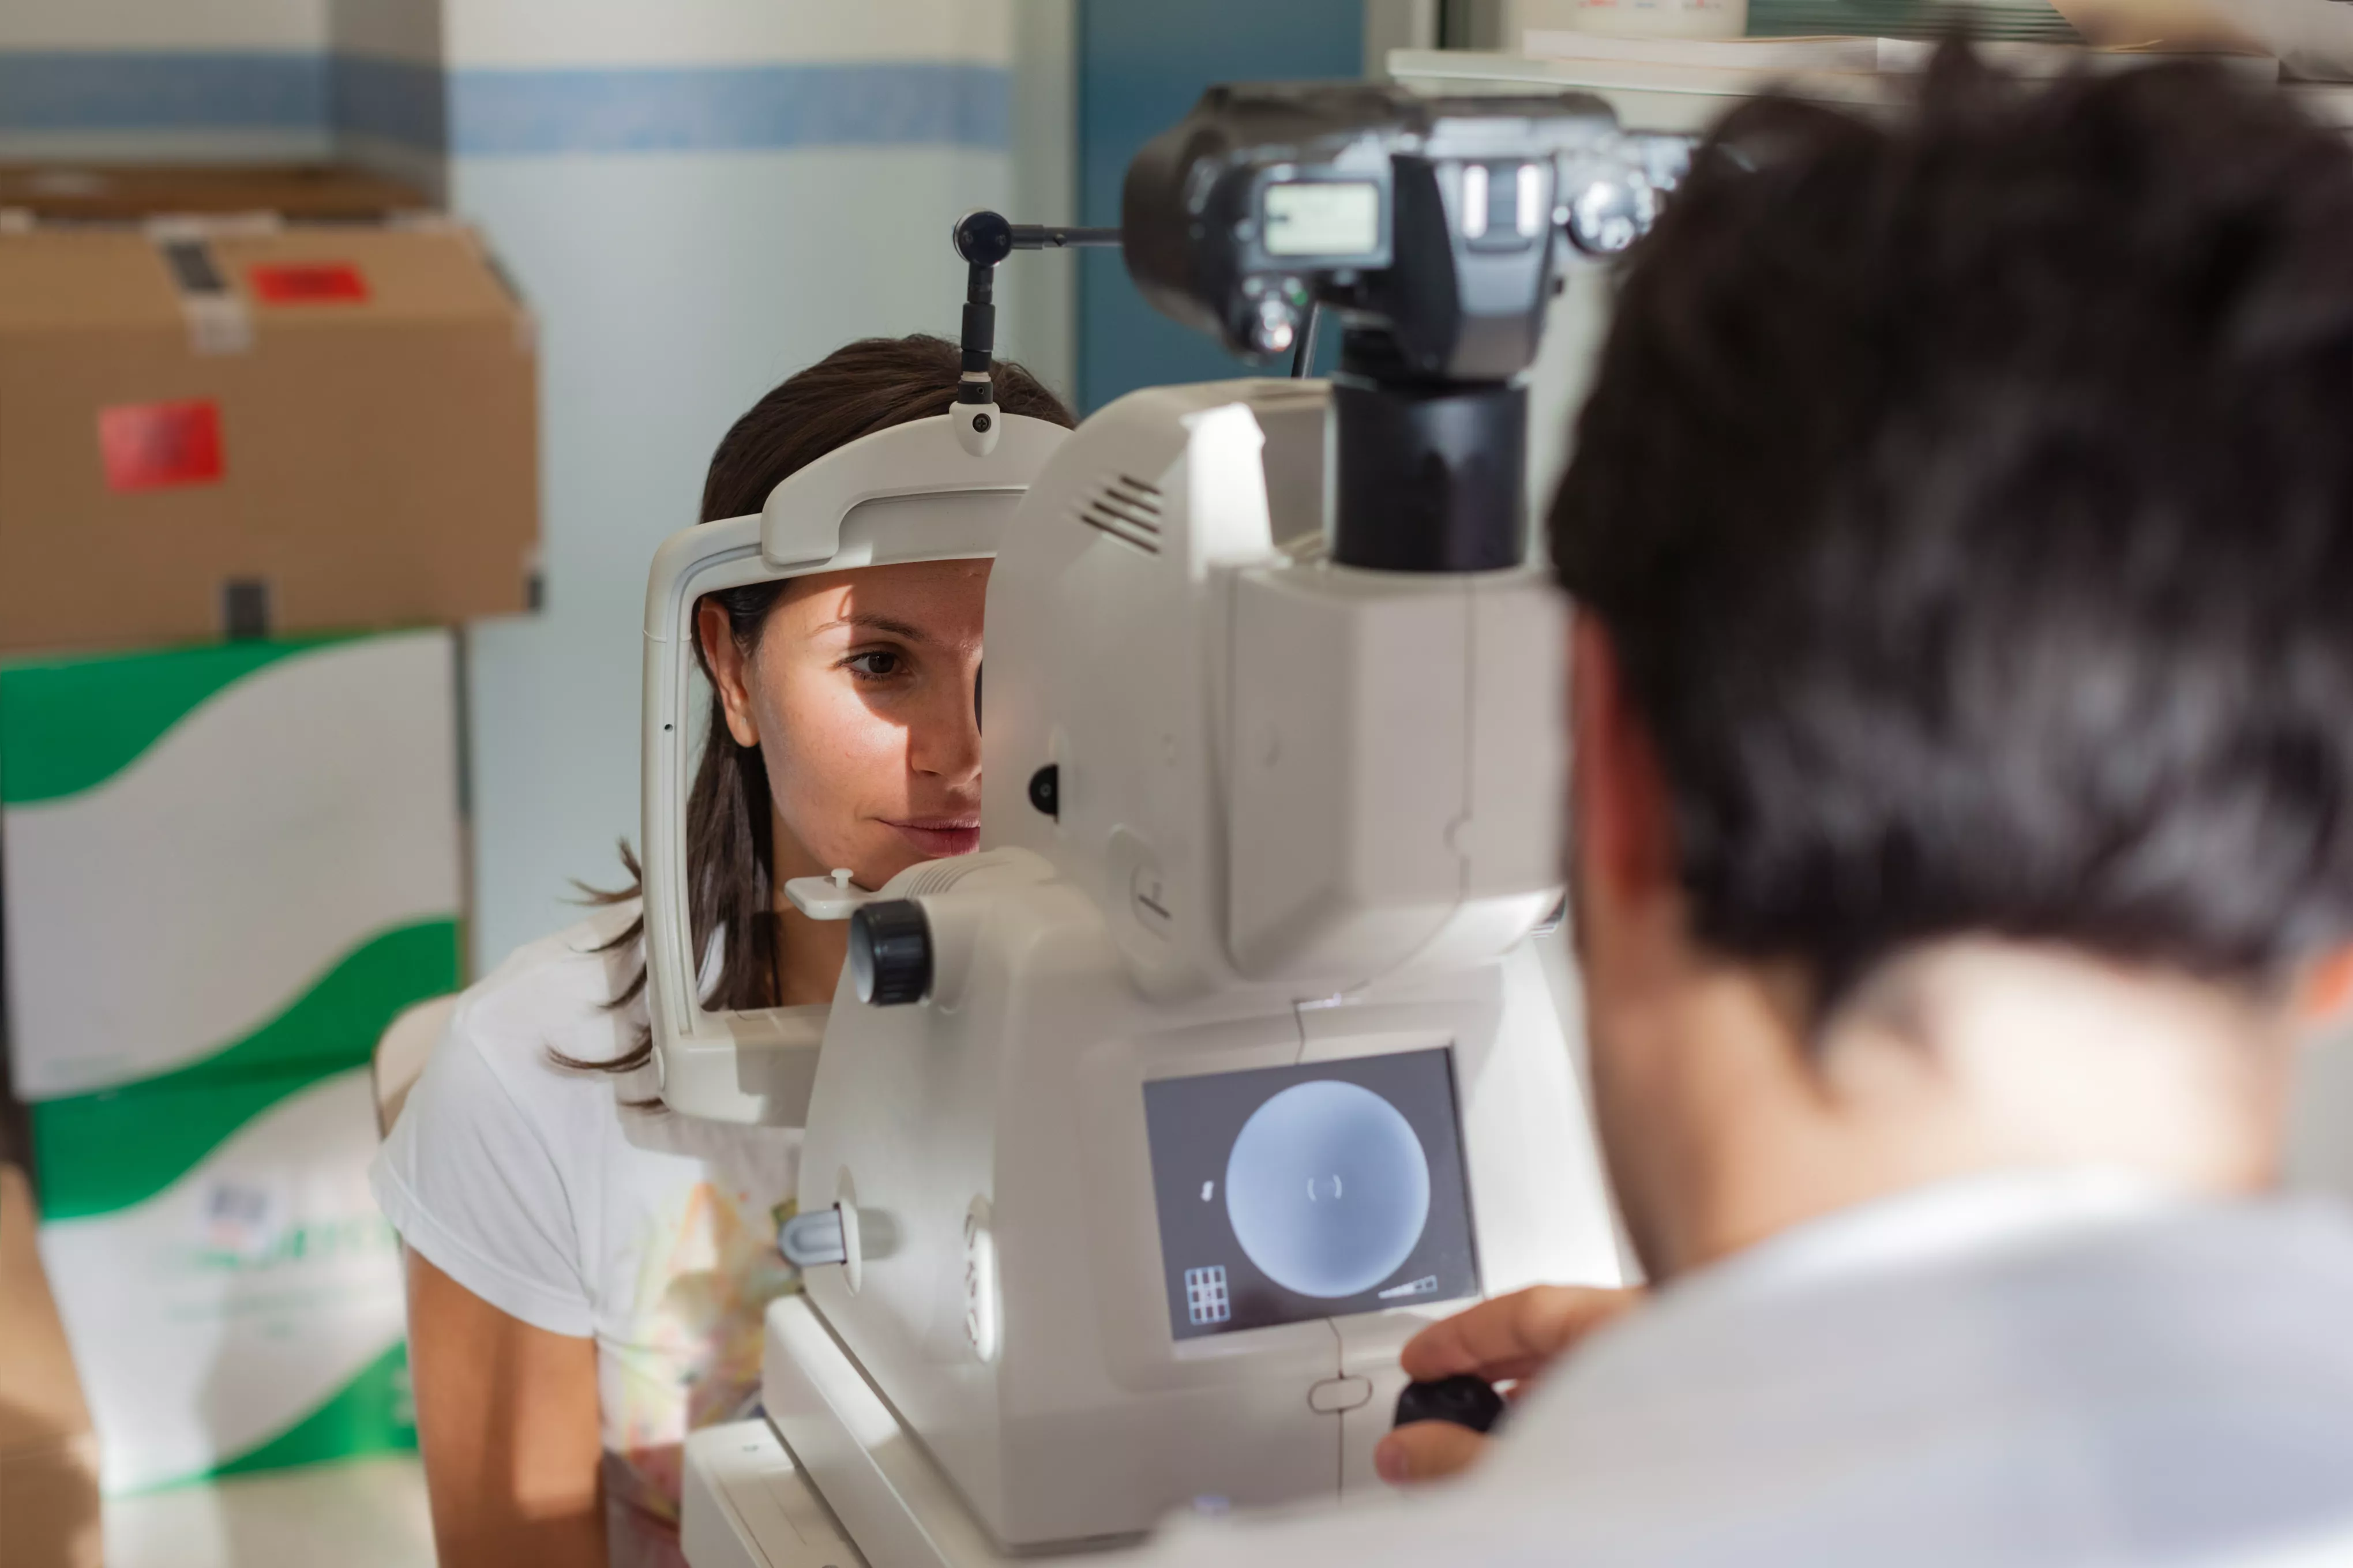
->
xmin=1185 ymin=1265 xmax=1232 ymax=1326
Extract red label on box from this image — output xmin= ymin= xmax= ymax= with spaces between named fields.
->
xmin=97 ymin=399 xmax=225 ymax=492
xmin=247 ymin=261 xmax=369 ymax=304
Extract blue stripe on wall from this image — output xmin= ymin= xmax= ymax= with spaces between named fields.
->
xmin=446 ymin=62 xmax=1009 ymax=156
xmin=0 ymin=52 xmax=326 ymax=133
xmin=0 ymin=52 xmax=1006 ymax=157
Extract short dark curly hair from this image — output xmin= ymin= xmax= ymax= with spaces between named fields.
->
xmin=1552 ymin=47 xmax=2353 ymax=998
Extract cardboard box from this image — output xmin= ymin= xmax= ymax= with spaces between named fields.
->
xmin=0 ymin=202 xmax=537 ymax=655
xmin=0 ymin=630 xmax=448 ymax=1492
xmin=0 ymin=164 xmax=431 ymax=225
xmin=0 ymin=1164 xmax=103 ymax=1567
xmin=1 ymin=631 xmax=463 ymax=1100
xmin=30 ymin=1069 xmax=413 ymax=1494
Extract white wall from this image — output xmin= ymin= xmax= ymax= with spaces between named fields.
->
xmin=0 ymin=0 xmax=326 ymax=50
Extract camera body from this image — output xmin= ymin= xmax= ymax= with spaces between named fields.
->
xmin=1123 ymin=83 xmax=1684 ymax=572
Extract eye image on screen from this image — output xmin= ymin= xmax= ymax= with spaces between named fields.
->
xmin=1143 ymin=1048 xmax=1479 ymax=1340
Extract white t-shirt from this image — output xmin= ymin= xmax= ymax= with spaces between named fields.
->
xmin=1130 ymin=1174 xmax=2353 ymax=1568
xmin=371 ymin=903 xmax=802 ymax=1568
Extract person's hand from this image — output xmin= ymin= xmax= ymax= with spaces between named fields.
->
xmin=1373 ymin=1284 xmax=1643 ymax=1487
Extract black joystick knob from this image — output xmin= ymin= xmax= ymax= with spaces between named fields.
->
xmin=849 ymin=900 xmax=932 ymax=1006
xmin=952 ymin=210 xmax=1016 ymax=269
xmin=1393 ymin=1375 xmax=1505 ymax=1435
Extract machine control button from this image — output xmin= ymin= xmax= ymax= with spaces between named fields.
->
xmin=1308 ymin=1376 xmax=1374 ymax=1414
xmin=778 ymin=1206 xmax=848 ymax=1268
xmin=1566 ymin=172 xmax=1656 ymax=257
xmin=1131 ymin=864 xmax=1174 ymax=935
xmin=1250 ymin=295 xmax=1297 ymax=354
xmin=964 ymin=1197 xmax=1000 ymax=1363
xmin=1027 ymin=763 xmax=1059 ymax=817
xmin=849 ymin=900 xmax=930 ymax=1006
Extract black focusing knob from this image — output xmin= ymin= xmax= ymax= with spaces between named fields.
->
xmin=952 ymin=209 xmax=1016 ymax=268
xmin=1027 ymin=764 xmax=1059 ymax=818
xmin=1393 ymin=1375 xmax=1504 ymax=1435
xmin=849 ymin=900 xmax=932 ymax=1006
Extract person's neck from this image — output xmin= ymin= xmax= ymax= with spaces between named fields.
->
xmin=767 ymin=817 xmax=850 ymax=1008
xmin=1664 ymin=939 xmax=2292 ymax=1275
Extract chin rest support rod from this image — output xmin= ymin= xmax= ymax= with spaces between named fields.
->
xmin=950 ymin=212 xmax=1121 ymax=454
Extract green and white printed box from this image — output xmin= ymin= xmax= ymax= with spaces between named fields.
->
xmin=31 ymin=1067 xmax=415 ymax=1493
xmin=0 ymin=631 xmax=463 ymax=1096
xmin=0 ymin=631 xmax=463 ymax=1489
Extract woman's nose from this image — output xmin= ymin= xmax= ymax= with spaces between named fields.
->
xmin=911 ymin=672 xmax=983 ymax=783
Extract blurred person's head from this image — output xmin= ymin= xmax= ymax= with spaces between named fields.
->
xmin=578 ymin=335 xmax=1072 ymax=1078
xmin=1554 ymin=50 xmax=2353 ymax=1276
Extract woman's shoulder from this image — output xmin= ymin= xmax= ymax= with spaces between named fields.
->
xmin=374 ymin=903 xmax=653 ymax=1336
xmin=440 ymin=900 xmax=651 ymax=1096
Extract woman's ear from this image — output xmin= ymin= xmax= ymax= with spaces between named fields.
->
xmin=697 ymin=600 xmax=763 ymax=749
xmin=2296 ymin=946 xmax=2353 ymax=1029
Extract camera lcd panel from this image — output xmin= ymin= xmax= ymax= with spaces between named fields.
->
xmin=1143 ymin=1048 xmax=1478 ymax=1341
xmin=1263 ymin=181 xmax=1381 ymax=259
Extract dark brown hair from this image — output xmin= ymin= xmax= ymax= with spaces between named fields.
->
xmin=1553 ymin=48 xmax=2353 ymax=999
xmin=566 ymin=334 xmax=1074 ymax=1077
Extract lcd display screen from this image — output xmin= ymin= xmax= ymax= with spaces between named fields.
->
xmin=1143 ymin=1048 xmax=1478 ymax=1341
xmin=1262 ymin=181 xmax=1382 ymax=258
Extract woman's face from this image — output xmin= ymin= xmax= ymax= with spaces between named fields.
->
xmin=700 ymin=559 xmax=988 ymax=891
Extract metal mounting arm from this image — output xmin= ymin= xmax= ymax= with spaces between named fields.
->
xmin=948 ymin=212 xmax=1123 ymax=453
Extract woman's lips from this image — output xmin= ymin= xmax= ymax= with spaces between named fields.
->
xmin=885 ymin=818 xmax=981 ymax=858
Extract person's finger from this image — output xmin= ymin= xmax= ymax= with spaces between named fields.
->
xmin=1399 ymin=1285 xmax=1641 ymax=1383
xmin=1374 ymin=1421 xmax=1489 ymax=1486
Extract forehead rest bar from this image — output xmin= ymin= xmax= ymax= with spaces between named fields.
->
xmin=758 ymin=411 xmax=1069 ymax=573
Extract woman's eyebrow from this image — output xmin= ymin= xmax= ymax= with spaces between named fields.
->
xmin=821 ymin=611 xmax=932 ymax=643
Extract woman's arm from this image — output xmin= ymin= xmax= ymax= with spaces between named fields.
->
xmin=407 ymin=1249 xmax=607 ymax=1567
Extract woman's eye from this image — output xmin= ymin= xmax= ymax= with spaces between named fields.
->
xmin=845 ymin=650 xmax=904 ymax=679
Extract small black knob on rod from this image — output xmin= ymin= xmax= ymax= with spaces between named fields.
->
xmin=952 ymin=210 xmax=1017 ymax=267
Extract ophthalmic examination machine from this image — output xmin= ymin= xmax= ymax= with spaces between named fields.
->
xmin=640 ymin=78 xmax=1687 ymax=1568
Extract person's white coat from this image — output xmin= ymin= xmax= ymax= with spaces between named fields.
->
xmin=1136 ymin=1171 xmax=2353 ymax=1568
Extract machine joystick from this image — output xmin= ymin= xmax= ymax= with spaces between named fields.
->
xmin=1393 ymin=1374 xmax=1505 ymax=1435
xmin=849 ymin=900 xmax=933 ymax=1006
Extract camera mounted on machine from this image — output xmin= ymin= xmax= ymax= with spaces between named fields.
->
xmin=1123 ymin=82 xmax=1686 ymax=570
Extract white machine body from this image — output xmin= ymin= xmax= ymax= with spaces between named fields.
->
xmin=640 ymin=410 xmax=1067 ymax=1125
xmin=776 ymin=379 xmax=1623 ymax=1552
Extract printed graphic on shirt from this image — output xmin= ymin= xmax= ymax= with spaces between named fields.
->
xmin=601 ymin=1179 xmax=801 ymax=1534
